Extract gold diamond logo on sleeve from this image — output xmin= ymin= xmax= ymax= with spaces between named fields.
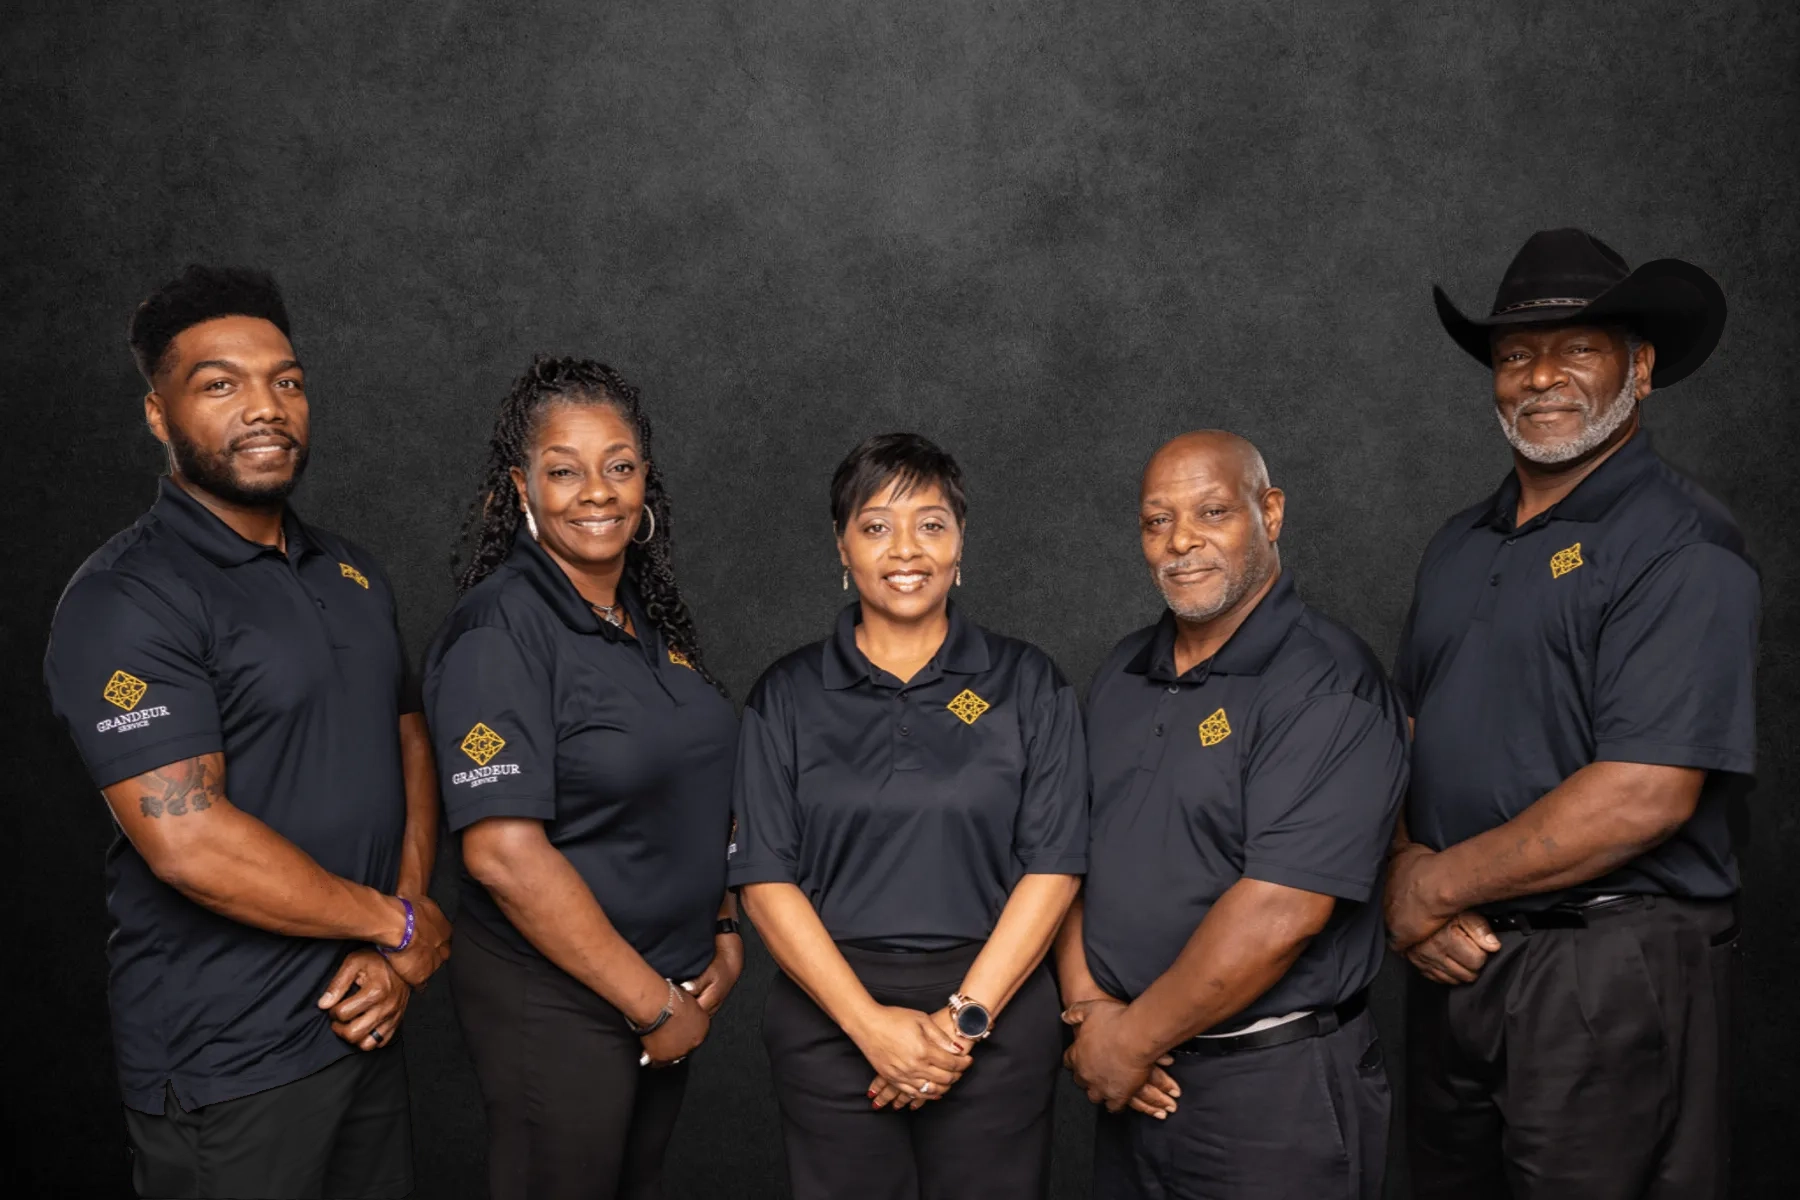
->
xmin=1550 ymin=543 xmax=1584 ymax=579
xmin=946 ymin=689 xmax=991 ymax=725
xmin=102 ymin=670 xmax=148 ymax=711
xmin=668 ymin=647 xmax=695 ymax=670
xmin=460 ymin=723 xmax=507 ymax=766
xmin=339 ymin=562 xmax=370 ymax=589
xmin=1198 ymin=708 xmax=1232 ymax=746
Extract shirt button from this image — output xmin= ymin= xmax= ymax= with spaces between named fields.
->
xmin=1504 ymin=537 xmax=1516 ymax=545
xmin=315 ymin=598 xmax=326 ymax=608
xmin=1489 ymin=574 xmax=1500 ymax=586
xmin=898 ymin=725 xmax=911 ymax=737
xmin=1154 ymin=724 xmax=1164 ymax=736
xmin=1166 ymin=685 xmax=1180 ymax=695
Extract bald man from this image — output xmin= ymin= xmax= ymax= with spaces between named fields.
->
xmin=1055 ymin=432 xmax=1408 ymax=1199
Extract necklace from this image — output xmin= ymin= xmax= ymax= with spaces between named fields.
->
xmin=589 ymin=601 xmax=625 ymax=629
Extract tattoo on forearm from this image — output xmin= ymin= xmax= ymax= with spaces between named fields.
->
xmin=137 ymin=758 xmax=222 ymax=819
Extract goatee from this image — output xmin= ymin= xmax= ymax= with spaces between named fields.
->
xmin=166 ymin=424 xmax=309 ymax=508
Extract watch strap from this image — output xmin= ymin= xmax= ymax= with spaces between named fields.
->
xmin=716 ymin=917 xmax=741 ymax=937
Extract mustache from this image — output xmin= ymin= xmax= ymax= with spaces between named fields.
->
xmin=226 ymin=429 xmax=299 ymax=452
xmin=1159 ymin=558 xmax=1224 ymax=579
xmin=1515 ymin=393 xmax=1594 ymax=420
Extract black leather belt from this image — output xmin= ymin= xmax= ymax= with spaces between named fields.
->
xmin=1482 ymin=893 xmax=1643 ymax=933
xmin=1172 ymin=990 xmax=1367 ymax=1058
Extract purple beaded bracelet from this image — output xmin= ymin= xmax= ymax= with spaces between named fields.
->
xmin=378 ymin=897 xmax=415 ymax=957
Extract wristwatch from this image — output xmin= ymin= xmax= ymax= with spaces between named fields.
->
xmin=716 ymin=917 xmax=741 ymax=937
xmin=947 ymin=993 xmax=993 ymax=1040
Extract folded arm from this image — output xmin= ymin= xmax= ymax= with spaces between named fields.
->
xmin=740 ymin=881 xmax=972 ymax=1105
xmin=1063 ymin=878 xmax=1333 ymax=1111
xmin=101 ymin=752 xmax=412 ymax=944
xmin=1386 ymin=761 xmax=1703 ymax=951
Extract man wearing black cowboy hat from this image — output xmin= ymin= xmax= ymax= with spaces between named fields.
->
xmin=1384 ymin=228 xmax=1758 ymax=1199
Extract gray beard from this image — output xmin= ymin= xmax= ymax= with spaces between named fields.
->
xmin=1155 ymin=538 xmax=1275 ymax=623
xmin=1498 ymin=361 xmax=1638 ymax=465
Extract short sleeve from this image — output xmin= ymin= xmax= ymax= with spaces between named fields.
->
xmin=1241 ymin=693 xmax=1408 ymax=902
xmin=423 ymin=627 xmax=557 ymax=831
xmin=44 ymin=572 xmax=224 ymax=788
xmin=1013 ymin=662 xmax=1089 ymax=874
xmin=727 ymin=673 xmax=802 ymax=888
xmin=1593 ymin=543 xmax=1759 ymax=775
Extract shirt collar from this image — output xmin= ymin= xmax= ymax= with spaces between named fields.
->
xmin=821 ymin=600 xmax=992 ymax=690
xmin=506 ymin=532 xmax=646 ymax=644
xmin=1125 ymin=570 xmax=1305 ymax=683
xmin=1475 ymin=429 xmax=1660 ymax=532
xmin=151 ymin=475 xmax=317 ymax=567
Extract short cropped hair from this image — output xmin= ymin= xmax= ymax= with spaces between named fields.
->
xmin=830 ymin=432 xmax=968 ymax=532
xmin=128 ymin=264 xmax=291 ymax=383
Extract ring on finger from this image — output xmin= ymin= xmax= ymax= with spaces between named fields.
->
xmin=919 ymin=1081 xmax=933 ymax=1095
xmin=370 ymin=1030 xmax=384 ymax=1045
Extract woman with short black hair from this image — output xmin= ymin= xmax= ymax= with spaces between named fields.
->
xmin=731 ymin=432 xmax=1088 ymax=1200
xmin=426 ymin=356 xmax=740 ymax=1200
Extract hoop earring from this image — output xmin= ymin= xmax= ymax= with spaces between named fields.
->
xmin=523 ymin=507 xmax=539 ymax=541
xmin=633 ymin=506 xmax=657 ymax=545
xmin=842 ymin=569 xmax=849 ymax=592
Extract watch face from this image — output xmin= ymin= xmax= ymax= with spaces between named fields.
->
xmin=955 ymin=1003 xmax=990 ymax=1038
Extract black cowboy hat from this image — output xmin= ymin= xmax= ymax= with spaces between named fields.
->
xmin=1434 ymin=227 xmax=1726 ymax=387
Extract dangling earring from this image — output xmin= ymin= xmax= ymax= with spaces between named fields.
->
xmin=955 ymin=564 xmax=963 ymax=587
xmin=633 ymin=506 xmax=657 ymax=545
xmin=523 ymin=507 xmax=540 ymax=541
xmin=842 ymin=569 xmax=849 ymax=592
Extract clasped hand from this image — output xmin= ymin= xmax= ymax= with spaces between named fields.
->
xmin=857 ymin=1006 xmax=972 ymax=1110
xmin=1062 ymin=999 xmax=1180 ymax=1119
xmin=318 ymin=948 xmax=410 ymax=1051
xmin=383 ymin=894 xmax=452 ymax=988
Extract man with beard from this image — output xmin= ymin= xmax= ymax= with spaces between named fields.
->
xmin=44 ymin=265 xmax=451 ymax=1198
xmin=1058 ymin=431 xmax=1408 ymax=1199
xmin=1387 ymin=229 xmax=1757 ymax=1199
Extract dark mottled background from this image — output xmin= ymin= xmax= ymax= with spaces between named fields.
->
xmin=4 ymin=2 xmax=1796 ymax=1196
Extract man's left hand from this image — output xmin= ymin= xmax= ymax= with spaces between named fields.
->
xmin=318 ymin=949 xmax=411 ymax=1051
xmin=687 ymin=931 xmax=745 ymax=1016
xmin=1062 ymin=998 xmax=1154 ymax=1112
xmin=1385 ymin=845 xmax=1454 ymax=953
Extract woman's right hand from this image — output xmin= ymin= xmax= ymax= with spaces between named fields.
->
xmin=639 ymin=985 xmax=709 ymax=1066
xmin=849 ymin=1005 xmax=972 ymax=1102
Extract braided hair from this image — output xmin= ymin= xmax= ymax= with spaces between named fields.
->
xmin=452 ymin=355 xmax=725 ymax=695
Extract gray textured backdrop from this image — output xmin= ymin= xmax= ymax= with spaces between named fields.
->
xmin=4 ymin=2 xmax=1796 ymax=1196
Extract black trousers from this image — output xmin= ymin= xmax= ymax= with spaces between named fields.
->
xmin=763 ymin=942 xmax=1064 ymax=1200
xmin=1092 ymin=1007 xmax=1389 ymax=1200
xmin=451 ymin=923 xmax=690 ymax=1200
xmin=124 ymin=1042 xmax=412 ymax=1199
xmin=1407 ymin=895 xmax=1737 ymax=1200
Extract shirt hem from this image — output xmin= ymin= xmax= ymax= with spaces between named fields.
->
xmin=1241 ymin=860 xmax=1375 ymax=903
xmin=726 ymin=862 xmax=797 ymax=888
xmin=88 ymin=731 xmax=226 ymax=790
xmin=444 ymin=794 xmax=557 ymax=832
xmin=119 ymin=1034 xmax=357 ymax=1114
xmin=1594 ymin=740 xmax=1755 ymax=775
xmin=1017 ymin=854 xmax=1088 ymax=875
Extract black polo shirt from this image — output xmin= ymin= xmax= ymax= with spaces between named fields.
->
xmin=728 ymin=603 xmax=1088 ymax=951
xmin=1082 ymin=573 xmax=1408 ymax=1017
xmin=422 ymin=534 xmax=737 ymax=981
xmin=43 ymin=477 xmax=415 ymax=1113
xmin=1396 ymin=431 xmax=1759 ymax=907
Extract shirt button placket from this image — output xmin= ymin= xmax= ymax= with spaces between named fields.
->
xmin=894 ymin=691 xmax=921 ymax=770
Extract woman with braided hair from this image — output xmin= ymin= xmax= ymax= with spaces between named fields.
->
xmin=423 ymin=356 xmax=740 ymax=1200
